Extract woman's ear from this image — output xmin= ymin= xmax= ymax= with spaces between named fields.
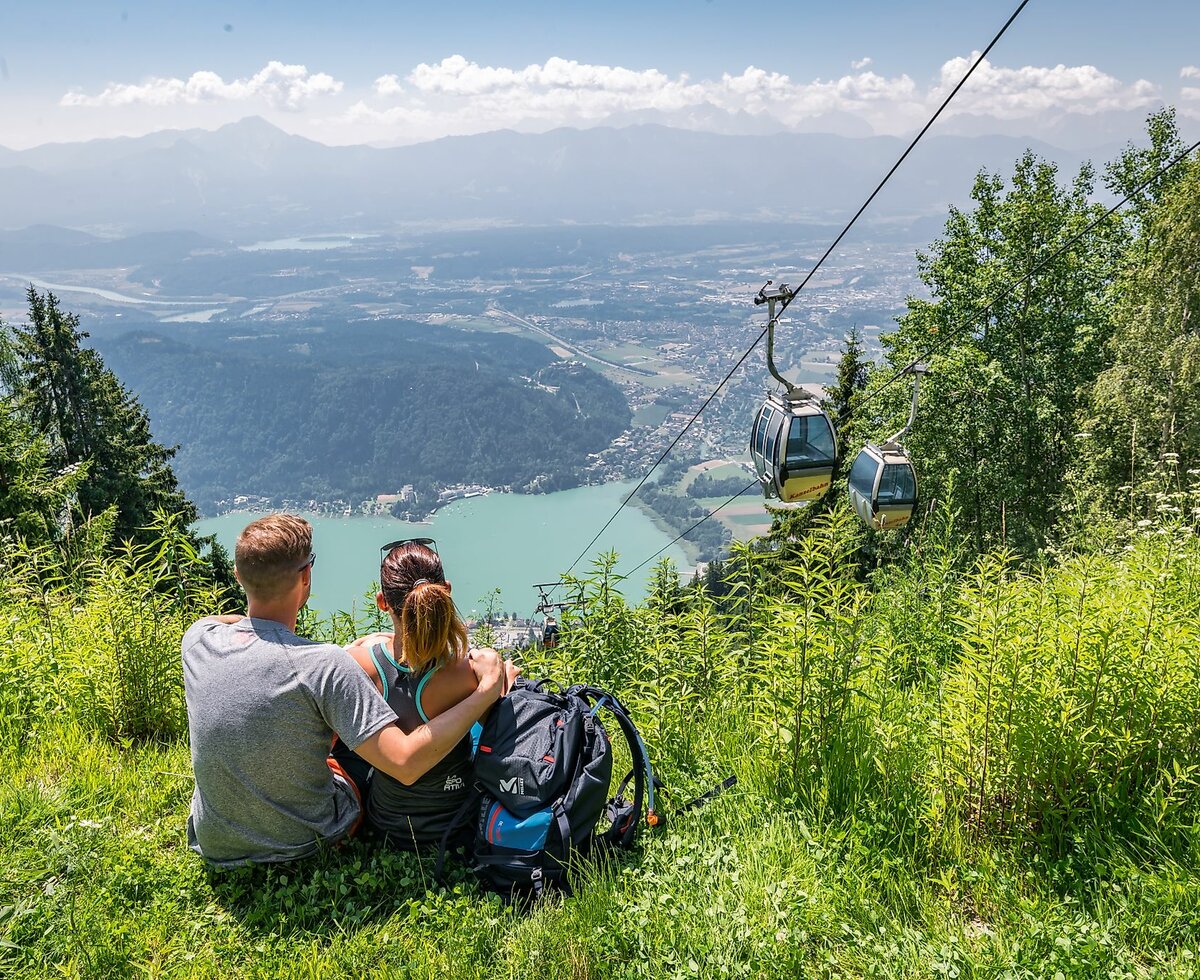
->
xmin=376 ymin=591 xmax=389 ymax=612
xmin=445 ymin=581 xmax=452 ymax=594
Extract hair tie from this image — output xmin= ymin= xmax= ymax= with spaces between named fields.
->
xmin=411 ymin=578 xmax=430 ymax=588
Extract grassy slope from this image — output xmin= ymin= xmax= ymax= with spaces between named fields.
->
xmin=3 ymin=510 xmax=1200 ymax=978
xmin=4 ymin=731 xmax=1197 ymax=978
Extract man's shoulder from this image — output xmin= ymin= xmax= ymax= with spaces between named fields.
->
xmin=182 ymin=614 xmax=251 ymax=643
xmin=182 ymin=616 xmax=224 ymax=650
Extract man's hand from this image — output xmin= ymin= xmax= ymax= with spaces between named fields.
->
xmin=468 ymin=647 xmax=521 ymax=700
xmin=347 ymin=631 xmax=393 ymax=651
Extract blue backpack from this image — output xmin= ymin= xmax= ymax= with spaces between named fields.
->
xmin=436 ymin=679 xmax=659 ymax=900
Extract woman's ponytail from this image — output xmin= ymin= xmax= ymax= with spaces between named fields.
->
xmin=399 ymin=581 xmax=468 ymax=675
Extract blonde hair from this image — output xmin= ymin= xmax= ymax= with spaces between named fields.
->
xmin=235 ymin=514 xmax=312 ymax=599
xmin=381 ymin=542 xmax=468 ymax=674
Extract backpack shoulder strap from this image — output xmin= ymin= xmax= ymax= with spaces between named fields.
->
xmin=568 ymin=685 xmax=656 ymax=847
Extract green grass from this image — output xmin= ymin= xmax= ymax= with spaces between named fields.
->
xmin=722 ymin=510 xmax=771 ymax=527
xmin=4 ymin=728 xmax=1198 ymax=978
xmin=4 ymin=510 xmax=1200 ymax=977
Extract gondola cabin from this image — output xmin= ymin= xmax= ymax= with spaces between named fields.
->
xmin=847 ymin=444 xmax=918 ymax=530
xmin=542 ymin=616 xmax=559 ymax=650
xmin=750 ymin=393 xmax=838 ymax=504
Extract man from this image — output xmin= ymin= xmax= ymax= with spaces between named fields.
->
xmin=182 ymin=513 xmax=516 ymax=866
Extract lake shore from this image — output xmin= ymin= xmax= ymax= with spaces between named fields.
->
xmin=198 ymin=480 xmax=694 ymax=616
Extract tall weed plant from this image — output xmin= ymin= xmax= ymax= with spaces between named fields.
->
xmin=937 ymin=530 xmax=1200 ymax=854
xmin=0 ymin=513 xmax=227 ymax=743
xmin=541 ymin=503 xmax=1200 ymax=862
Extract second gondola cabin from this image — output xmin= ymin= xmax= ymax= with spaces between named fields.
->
xmin=847 ymin=443 xmax=918 ymax=530
xmin=750 ymin=392 xmax=838 ymax=505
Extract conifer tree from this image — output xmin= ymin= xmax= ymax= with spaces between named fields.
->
xmin=12 ymin=287 xmax=197 ymax=547
xmin=823 ymin=324 xmax=870 ymax=468
xmin=0 ymin=399 xmax=81 ymax=546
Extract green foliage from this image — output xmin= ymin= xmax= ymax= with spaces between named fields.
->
xmin=936 ymin=534 xmax=1200 ymax=855
xmin=882 ymin=152 xmax=1117 ymax=556
xmin=683 ymin=473 xmax=754 ymax=499
xmin=0 ymin=512 xmax=227 ymax=743
xmin=4 ymin=501 xmax=1200 ymax=976
xmin=1075 ymin=146 xmax=1200 ymax=525
xmin=12 ymin=289 xmax=199 ymax=546
xmin=0 ymin=399 xmax=83 ymax=547
xmin=472 ymin=588 xmax=504 ymax=648
xmin=638 ymin=481 xmax=731 ymax=560
xmin=823 ymin=323 xmax=870 ymax=458
xmin=1 ymin=290 xmax=236 ymax=596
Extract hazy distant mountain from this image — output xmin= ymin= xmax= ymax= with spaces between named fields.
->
xmin=938 ymin=107 xmax=1162 ymax=154
xmin=0 ymin=117 xmax=1104 ymax=237
xmin=598 ymin=105 xmax=793 ymax=137
xmin=0 ymin=226 xmax=225 ymax=272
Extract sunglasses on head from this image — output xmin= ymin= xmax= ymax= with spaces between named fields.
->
xmin=380 ymin=537 xmax=438 ymax=563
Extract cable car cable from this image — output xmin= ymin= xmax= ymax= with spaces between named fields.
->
xmin=768 ymin=0 xmax=1031 ymax=325
xmin=625 ymin=480 xmax=760 ymax=578
xmin=552 ymin=0 xmax=1033 ymax=587
xmin=616 ymin=135 xmax=1200 ymax=569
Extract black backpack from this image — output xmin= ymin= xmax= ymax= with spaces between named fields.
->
xmin=436 ymin=679 xmax=660 ymax=900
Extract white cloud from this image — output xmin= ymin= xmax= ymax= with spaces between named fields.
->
xmin=346 ymin=53 xmax=1160 ymax=142
xmin=49 ymin=52 xmax=1176 ymax=147
xmin=408 ymin=55 xmax=683 ymax=98
xmin=1182 ymin=66 xmax=1200 ymax=110
xmin=931 ymin=54 xmax=1158 ymax=117
xmin=61 ymin=61 xmax=343 ymax=111
xmin=374 ymin=74 xmax=404 ymax=97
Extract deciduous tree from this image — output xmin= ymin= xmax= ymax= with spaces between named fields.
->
xmin=877 ymin=151 xmax=1118 ymax=554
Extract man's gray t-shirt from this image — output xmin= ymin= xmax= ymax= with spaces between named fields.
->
xmin=182 ymin=617 xmax=397 ymax=866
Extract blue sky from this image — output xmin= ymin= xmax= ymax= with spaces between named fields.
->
xmin=2 ymin=0 xmax=1197 ymax=148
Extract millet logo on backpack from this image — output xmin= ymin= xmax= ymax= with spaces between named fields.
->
xmin=499 ymin=776 xmax=531 ymax=797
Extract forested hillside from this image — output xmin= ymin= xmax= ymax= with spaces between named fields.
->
xmin=94 ymin=319 xmax=630 ymax=512
xmin=1 ymin=112 xmax=1199 ymax=978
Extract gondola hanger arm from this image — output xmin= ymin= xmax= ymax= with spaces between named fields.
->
xmin=754 ymin=280 xmax=800 ymax=395
xmin=884 ymin=362 xmax=928 ymax=447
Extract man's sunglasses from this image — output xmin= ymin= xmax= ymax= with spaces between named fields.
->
xmin=380 ymin=537 xmax=438 ymax=563
xmin=297 ymin=551 xmax=317 ymax=571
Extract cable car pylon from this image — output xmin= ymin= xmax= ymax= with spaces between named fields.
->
xmin=848 ymin=363 xmax=927 ymax=530
xmin=748 ymin=281 xmax=839 ymax=507
xmin=532 ymin=582 xmax=578 ymax=649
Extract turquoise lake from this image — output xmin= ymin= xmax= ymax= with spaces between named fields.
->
xmin=196 ymin=481 xmax=692 ymax=619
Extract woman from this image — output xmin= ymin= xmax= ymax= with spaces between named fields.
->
xmin=344 ymin=539 xmax=506 ymax=849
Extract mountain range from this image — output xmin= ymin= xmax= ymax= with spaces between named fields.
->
xmin=0 ymin=117 xmax=1120 ymax=238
